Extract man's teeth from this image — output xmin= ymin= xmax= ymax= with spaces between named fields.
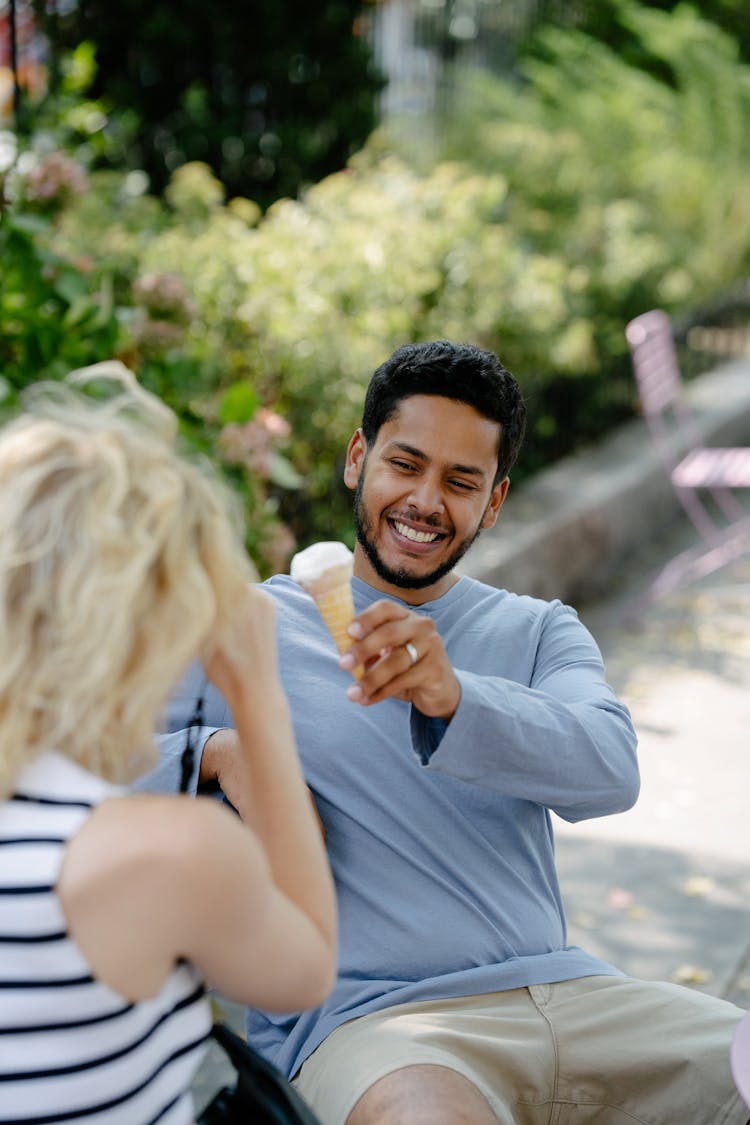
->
xmin=394 ymin=521 xmax=439 ymax=543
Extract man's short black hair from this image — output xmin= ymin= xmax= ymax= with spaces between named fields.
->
xmin=361 ymin=340 xmax=527 ymax=484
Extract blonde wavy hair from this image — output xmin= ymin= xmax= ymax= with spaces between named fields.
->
xmin=0 ymin=362 xmax=255 ymax=795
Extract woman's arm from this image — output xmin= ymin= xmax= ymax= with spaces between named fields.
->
xmin=58 ymin=586 xmax=337 ymax=1011
xmin=58 ymin=794 xmax=336 ymax=1010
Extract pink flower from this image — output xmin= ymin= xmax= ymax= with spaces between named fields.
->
xmin=24 ymin=153 xmax=87 ymax=211
xmin=133 ymin=318 xmax=185 ymax=352
xmin=218 ymin=420 xmax=272 ymax=476
xmin=262 ymin=522 xmax=297 ymax=571
xmin=257 ymin=407 xmax=291 ymax=439
xmin=132 ymin=272 xmax=194 ymax=322
xmin=218 ymin=407 xmax=293 ymax=481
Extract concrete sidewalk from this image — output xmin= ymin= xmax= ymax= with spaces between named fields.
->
xmin=557 ymin=519 xmax=750 ymax=1011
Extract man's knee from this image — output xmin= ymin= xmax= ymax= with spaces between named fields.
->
xmin=346 ymin=1063 xmax=499 ymax=1125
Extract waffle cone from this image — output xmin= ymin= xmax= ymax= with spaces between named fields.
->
xmin=314 ymin=582 xmax=354 ymax=653
xmin=309 ymin=581 xmax=363 ymax=679
xmin=290 ymin=542 xmax=363 ymax=678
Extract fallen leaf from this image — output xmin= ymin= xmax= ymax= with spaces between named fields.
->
xmin=607 ymin=887 xmax=634 ymax=910
xmin=671 ymin=964 xmax=714 ymax=985
xmin=682 ymin=875 xmax=716 ymax=898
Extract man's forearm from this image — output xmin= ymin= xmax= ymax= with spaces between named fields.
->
xmin=133 ymin=726 xmax=221 ymax=795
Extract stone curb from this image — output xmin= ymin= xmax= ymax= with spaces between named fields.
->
xmin=461 ymin=356 xmax=750 ymax=604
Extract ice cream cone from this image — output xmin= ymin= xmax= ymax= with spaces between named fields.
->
xmin=310 ymin=580 xmax=356 ymax=655
xmin=290 ymin=542 xmax=362 ymax=677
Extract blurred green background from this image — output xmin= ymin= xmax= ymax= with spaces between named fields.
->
xmin=2 ymin=0 xmax=750 ymax=573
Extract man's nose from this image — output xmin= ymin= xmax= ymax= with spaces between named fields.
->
xmin=408 ymin=473 xmax=445 ymax=515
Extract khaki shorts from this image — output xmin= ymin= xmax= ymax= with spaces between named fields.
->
xmin=294 ymin=977 xmax=747 ymax=1125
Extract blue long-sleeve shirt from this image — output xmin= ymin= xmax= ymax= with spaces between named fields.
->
xmin=152 ymin=574 xmax=639 ymax=1078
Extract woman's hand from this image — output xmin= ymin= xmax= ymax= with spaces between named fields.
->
xmin=202 ymin=584 xmax=282 ymax=714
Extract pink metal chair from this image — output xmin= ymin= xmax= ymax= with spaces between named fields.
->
xmin=625 ymin=308 xmax=750 ymax=596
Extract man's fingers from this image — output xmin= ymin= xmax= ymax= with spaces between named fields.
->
xmin=346 ymin=616 xmax=435 ymax=669
xmin=342 ymin=599 xmax=459 ymax=718
xmin=352 ymin=644 xmax=425 ymax=699
xmin=349 ymin=598 xmax=410 ymax=636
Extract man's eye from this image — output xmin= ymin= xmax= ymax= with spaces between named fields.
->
xmin=391 ymin=459 xmax=415 ymax=471
xmin=449 ymin=479 xmax=475 ymax=492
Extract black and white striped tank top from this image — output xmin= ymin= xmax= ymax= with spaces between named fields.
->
xmin=0 ymin=751 xmax=211 ymax=1125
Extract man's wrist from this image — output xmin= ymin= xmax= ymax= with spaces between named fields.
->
xmin=197 ymin=727 xmax=227 ymax=786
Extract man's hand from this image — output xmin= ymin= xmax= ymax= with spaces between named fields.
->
xmin=198 ymin=728 xmax=252 ymax=821
xmin=339 ymin=599 xmax=460 ymax=720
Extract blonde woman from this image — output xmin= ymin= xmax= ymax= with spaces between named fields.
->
xmin=0 ymin=366 xmax=337 ymax=1125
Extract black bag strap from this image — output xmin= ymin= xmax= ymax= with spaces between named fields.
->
xmin=198 ymin=1021 xmax=324 ymax=1125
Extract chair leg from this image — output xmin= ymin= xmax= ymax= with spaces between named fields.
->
xmin=710 ymin=487 xmax=747 ymax=524
xmin=676 ymin=489 xmax=722 ymax=542
xmin=650 ymin=524 xmax=750 ymax=598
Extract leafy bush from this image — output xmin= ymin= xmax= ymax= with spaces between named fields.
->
xmin=384 ymin=0 xmax=750 ymax=459
xmin=41 ymin=155 xmax=528 ymax=549
xmin=0 ymin=152 xmax=297 ymax=572
xmin=0 ymin=150 xmax=119 ymax=386
xmin=29 ymin=0 xmax=383 ymax=208
xmin=3 ymin=2 xmax=750 ymax=570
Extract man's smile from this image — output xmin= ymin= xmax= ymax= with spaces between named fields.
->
xmin=388 ymin=517 xmax=448 ymax=552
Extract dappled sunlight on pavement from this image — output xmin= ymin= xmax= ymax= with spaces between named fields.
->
xmin=558 ymin=536 xmax=750 ymax=1007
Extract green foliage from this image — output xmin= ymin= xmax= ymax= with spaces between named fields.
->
xmin=0 ymin=209 xmax=120 ymax=392
xmin=31 ymin=0 xmax=384 ymax=208
xmin=530 ymin=0 xmax=750 ymax=66
xmin=4 ymin=2 xmax=750 ymax=569
xmin=387 ymin=0 xmax=750 ymax=458
xmin=0 ymin=154 xmax=300 ymax=574
xmin=44 ymin=153 xmax=529 ymax=547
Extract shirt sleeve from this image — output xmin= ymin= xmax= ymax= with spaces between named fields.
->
xmin=132 ymin=727 xmax=220 ymax=795
xmin=131 ymin=660 xmax=234 ymax=796
xmin=414 ymin=602 xmax=639 ymax=823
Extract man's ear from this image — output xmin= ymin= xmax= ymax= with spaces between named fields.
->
xmin=480 ymin=477 xmax=510 ymax=531
xmin=343 ymin=428 xmax=366 ymax=491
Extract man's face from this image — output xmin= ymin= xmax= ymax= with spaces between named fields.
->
xmin=344 ymin=395 xmax=509 ymax=604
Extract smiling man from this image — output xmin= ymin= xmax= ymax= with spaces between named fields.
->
xmin=350 ymin=393 xmax=508 ymax=594
xmin=156 ymin=341 xmax=748 ymax=1125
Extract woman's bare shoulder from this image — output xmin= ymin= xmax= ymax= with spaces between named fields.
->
xmin=57 ymin=793 xmax=266 ymax=999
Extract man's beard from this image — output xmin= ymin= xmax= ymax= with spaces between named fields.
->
xmin=353 ymin=473 xmax=485 ymax=591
